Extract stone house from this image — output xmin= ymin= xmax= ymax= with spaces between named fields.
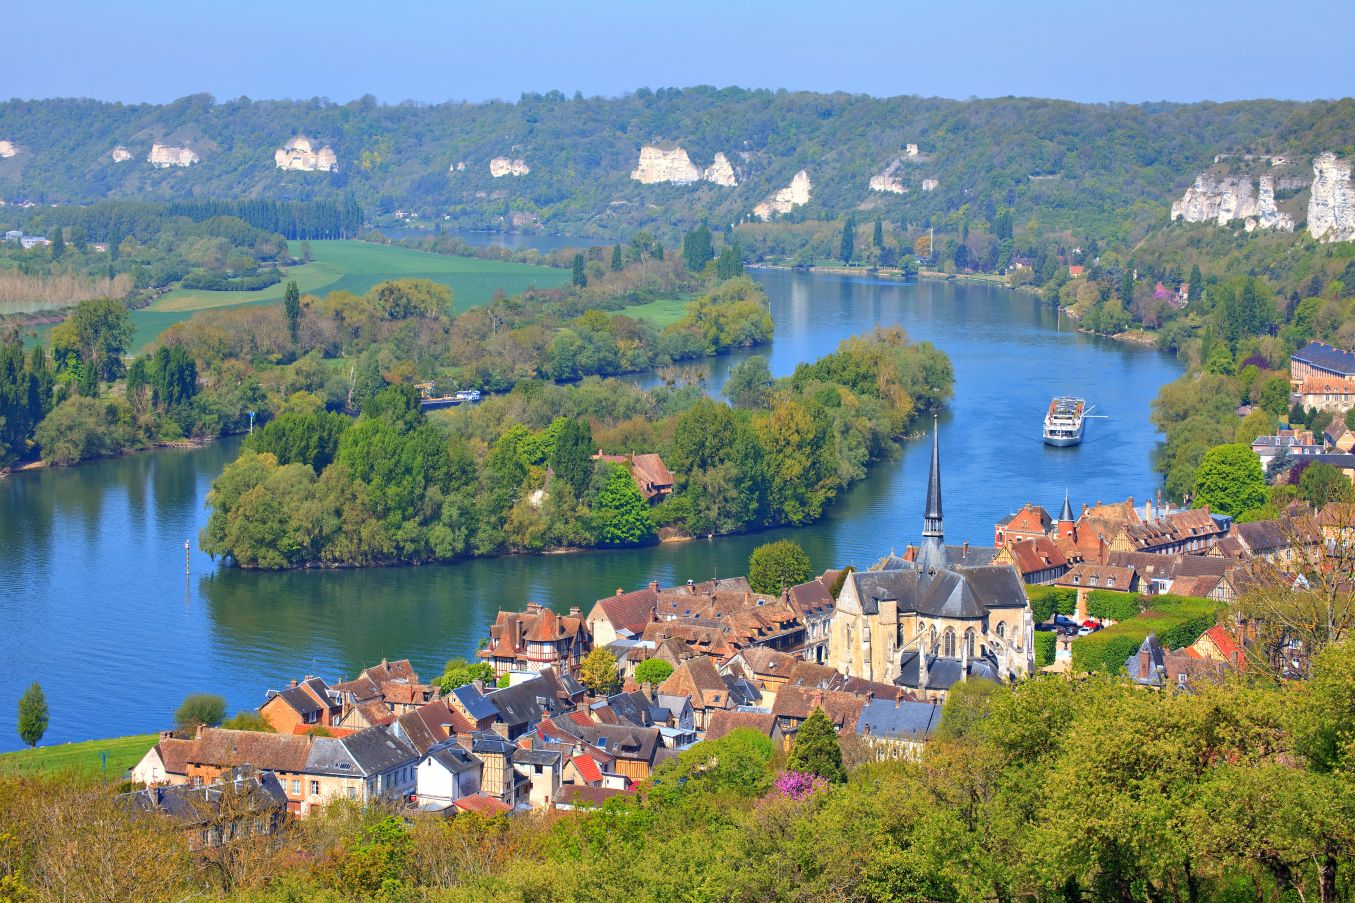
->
xmin=132 ymin=734 xmax=195 ymax=786
xmin=1291 ymin=341 xmax=1355 ymax=384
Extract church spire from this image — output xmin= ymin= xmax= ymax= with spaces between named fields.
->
xmin=918 ymin=415 xmax=947 ymax=572
xmin=1059 ymin=489 xmax=1074 ymax=523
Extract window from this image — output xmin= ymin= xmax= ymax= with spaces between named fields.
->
xmin=290 ymin=780 xmax=300 ymax=795
xmin=964 ymin=629 xmax=975 ymax=658
xmin=1107 ymin=577 xmax=1115 ymax=588
xmin=310 ymin=780 xmax=319 ymax=796
xmin=1073 ymin=575 xmax=1080 ymax=585
xmin=348 ymin=786 xmax=357 ymax=800
xmin=943 ymin=628 xmax=955 ymax=658
xmin=996 ymin=622 xmax=1006 ymax=639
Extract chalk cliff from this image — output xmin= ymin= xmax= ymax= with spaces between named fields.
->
xmin=148 ymin=144 xmax=199 ymax=168
xmin=1308 ymin=153 xmax=1355 ymax=243
xmin=1170 ymin=172 xmax=1294 ymax=231
xmin=490 ymin=157 xmax=530 ymax=177
xmin=869 ymin=158 xmax=907 ymax=194
xmin=631 ymin=146 xmax=700 ymax=184
xmin=753 ymin=170 xmax=812 ymax=220
xmin=110 ymin=146 xmax=132 ymax=163
xmin=0 ymin=141 xmax=16 ymax=158
xmin=921 ymin=179 xmax=938 ymax=192
xmin=275 ymin=136 xmax=338 ymax=172
xmin=703 ymin=152 xmax=738 ymax=187
xmin=449 ymin=161 xmax=467 ymax=172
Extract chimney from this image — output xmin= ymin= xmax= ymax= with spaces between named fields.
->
xmin=289 ymin=679 xmax=298 ymax=688
xmin=615 ymin=588 xmax=623 ymax=596
xmin=962 ymin=541 xmax=970 ymax=556
xmin=649 ymin=580 xmax=659 ymax=592
xmin=569 ymin=606 xmax=581 ymax=618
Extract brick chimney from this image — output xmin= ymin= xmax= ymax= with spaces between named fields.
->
xmin=649 ymin=580 xmax=659 ymax=592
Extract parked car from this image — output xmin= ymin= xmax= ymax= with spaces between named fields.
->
xmin=1053 ymin=615 xmax=1079 ymax=630
xmin=1076 ymin=626 xmax=1095 ymax=637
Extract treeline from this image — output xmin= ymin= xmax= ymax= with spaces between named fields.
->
xmin=4 ymin=643 xmax=1355 ymax=901
xmin=201 ymin=327 xmax=952 ymax=567
xmin=25 ymin=197 xmax=361 ymax=244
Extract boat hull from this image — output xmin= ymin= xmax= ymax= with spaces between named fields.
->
xmin=1043 ymin=433 xmax=1083 ymax=447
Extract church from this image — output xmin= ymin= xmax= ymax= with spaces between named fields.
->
xmin=828 ymin=421 xmax=1035 ymax=698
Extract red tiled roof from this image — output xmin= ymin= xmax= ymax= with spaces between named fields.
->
xmin=454 ymin=794 xmax=512 ymax=816
xmin=557 ymin=784 xmax=634 ymax=809
xmin=155 ymin=738 xmax=195 ymax=776
xmin=289 ymin=724 xmax=356 ymax=738
xmin=572 ymin=753 xmax=604 ymax=783
xmin=187 ymin=729 xmax=315 ymax=773
xmin=705 ymin=710 xmax=778 ymax=741
xmin=1202 ymin=625 xmax=1242 ymax=661
xmin=591 ymin=586 xmax=659 ymax=635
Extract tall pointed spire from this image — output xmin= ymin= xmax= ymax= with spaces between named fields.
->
xmin=1059 ymin=489 xmax=1074 ymax=523
xmin=918 ymin=415 xmax=947 ymax=572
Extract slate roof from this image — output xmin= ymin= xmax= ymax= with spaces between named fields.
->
xmin=894 ymin=651 xmax=1003 ymax=692
xmin=512 ymin=748 xmax=562 ymax=768
xmin=342 ymin=725 xmax=420 ymax=774
xmin=721 ymin=673 xmax=763 ymax=707
xmin=1293 ymin=341 xmax=1355 ymax=377
xmin=451 ymin=684 xmax=500 ymax=722
xmin=565 ymin=722 xmax=662 ymax=763
xmin=855 ymin=698 xmax=943 ymax=742
xmin=427 ymin=742 xmax=480 ymax=774
xmin=124 ymin=770 xmax=288 ymax=823
xmin=485 ymin=676 xmax=558 ymax=729
xmin=270 ymin=684 xmax=326 ymax=718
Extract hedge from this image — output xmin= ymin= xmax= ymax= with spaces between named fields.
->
xmin=1033 ymin=631 xmax=1057 ymax=668
xmin=1086 ymin=589 xmax=1140 ymax=622
xmin=1025 ymin=585 xmax=1077 ymax=623
xmin=1070 ymin=594 xmax=1220 ymax=675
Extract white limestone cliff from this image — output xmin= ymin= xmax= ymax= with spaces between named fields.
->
xmin=753 ymin=170 xmax=812 ymax=220
xmin=1308 ymin=152 xmax=1355 ymax=243
xmin=1171 ymin=172 xmax=1293 ymax=231
xmin=869 ymin=158 xmax=907 ymax=194
xmin=489 ymin=157 xmax=530 ymax=177
xmin=110 ymin=146 xmax=132 ymax=163
xmin=0 ymin=141 xmax=16 ymax=158
xmin=703 ymin=152 xmax=738 ymax=187
xmin=631 ymin=145 xmax=700 ymax=184
xmin=449 ymin=161 xmax=467 ymax=172
xmin=148 ymin=144 xmax=199 ymax=168
xmin=921 ymin=179 xmax=938 ymax=192
xmin=275 ymin=136 xmax=338 ymax=172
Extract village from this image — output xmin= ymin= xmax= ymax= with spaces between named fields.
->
xmin=118 ymin=403 xmax=1349 ymax=850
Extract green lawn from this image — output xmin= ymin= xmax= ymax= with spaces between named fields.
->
xmin=0 ymin=733 xmax=158 ymax=779
xmin=128 ymin=240 xmax=569 ymax=352
xmin=616 ymin=297 xmax=691 ymax=328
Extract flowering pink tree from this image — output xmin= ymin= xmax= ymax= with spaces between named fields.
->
xmin=772 ymin=770 xmax=829 ymax=801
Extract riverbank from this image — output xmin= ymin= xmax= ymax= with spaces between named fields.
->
xmin=0 ymin=435 xmax=224 ymax=478
xmin=0 ymin=734 xmax=157 ymax=778
xmin=747 ymin=262 xmax=1014 ymax=288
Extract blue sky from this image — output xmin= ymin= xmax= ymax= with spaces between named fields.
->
xmin=8 ymin=0 xmax=1353 ymax=105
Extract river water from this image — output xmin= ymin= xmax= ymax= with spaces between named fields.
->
xmin=0 ymin=270 xmax=1182 ymax=749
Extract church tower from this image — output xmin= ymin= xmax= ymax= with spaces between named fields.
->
xmin=1057 ymin=490 xmax=1076 ymax=540
xmin=917 ymin=416 xmax=948 ymax=573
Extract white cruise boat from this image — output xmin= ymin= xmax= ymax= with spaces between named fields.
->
xmin=1043 ymin=397 xmax=1086 ymax=446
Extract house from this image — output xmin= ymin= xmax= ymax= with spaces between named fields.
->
xmin=592 ymin=451 xmax=675 ymax=500
xmin=1291 ymin=342 xmax=1355 ymax=384
xmin=1292 ymin=377 xmax=1355 ymax=414
xmin=512 ymin=747 xmax=563 ymax=808
xmin=771 ymin=686 xmax=868 ymax=747
xmin=412 ymin=740 xmax=482 ymax=813
xmin=1111 ymin=507 xmax=1228 ymax=555
xmin=1253 ymin=430 xmax=1322 ymax=470
xmin=1324 ymin=422 xmax=1355 ymax=453
xmin=993 ymin=504 xmax=1053 ymax=546
xmin=994 ymin=535 xmax=1069 ymax=584
xmin=548 ymin=719 xmax=668 ymax=781
xmin=478 ymin=602 xmax=589 ymax=677
xmin=1105 ymin=551 xmax=1232 ymax=598
xmin=1190 ymin=624 xmax=1248 ymax=669
xmin=657 ymin=656 xmax=733 ymax=730
xmin=480 ymin=673 xmax=569 ymax=739
xmin=1068 ymin=265 xmax=1085 ymax=277
xmin=591 ymin=690 xmax=667 ymax=728
xmin=259 ymin=677 xmax=341 ymax=734
xmin=470 ymin=733 xmax=527 ymax=808
xmin=1125 ymin=634 xmax=1230 ymax=690
xmin=656 ymin=694 xmax=696 ymax=732
xmin=1232 ymin=516 xmax=1322 ymax=563
xmin=787 ymin=574 xmax=837 ymax=663
xmin=703 ymin=710 xmax=784 ymax=745
xmin=132 ymin=734 xmax=195 ymax=786
xmin=1054 ymin=562 xmax=1138 ymax=594
xmin=586 ymin=582 xmax=660 ymax=646
xmin=123 ymin=768 xmax=289 ymax=849
xmin=723 ymin=647 xmax=800 ymax=707
xmin=855 ymin=697 xmax=944 ymax=759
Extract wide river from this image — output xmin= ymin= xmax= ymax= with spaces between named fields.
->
xmin=0 ymin=269 xmax=1182 ymax=749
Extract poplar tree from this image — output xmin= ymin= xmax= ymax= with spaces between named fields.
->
xmin=49 ymin=227 xmax=64 ymax=261
xmin=840 ymin=217 xmax=855 ymax=264
xmin=17 ymin=682 xmax=48 ymax=748
xmin=1188 ymin=265 xmax=1202 ymax=302
xmin=284 ymin=280 xmax=301 ymax=344
xmin=873 ymin=217 xmax=884 ymax=249
xmin=787 ymin=707 xmax=845 ymax=783
xmin=611 ymin=243 xmax=623 ymax=272
xmin=572 ymin=253 xmax=587 ymax=288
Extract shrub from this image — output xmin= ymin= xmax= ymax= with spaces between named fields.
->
xmin=1086 ymin=589 xmax=1139 ymax=622
xmin=1071 ymin=594 xmax=1219 ymax=674
xmin=1033 ymin=631 xmax=1057 ymax=668
xmin=1026 ymin=585 xmax=1076 ymax=623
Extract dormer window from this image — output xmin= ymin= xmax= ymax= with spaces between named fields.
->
xmin=1107 ymin=578 xmax=1115 ymax=588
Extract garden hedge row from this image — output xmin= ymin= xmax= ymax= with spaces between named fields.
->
xmin=1025 ymin=585 xmax=1077 ymax=624
xmin=1070 ymin=594 xmax=1219 ymax=675
xmin=1085 ymin=589 xmax=1140 ymax=622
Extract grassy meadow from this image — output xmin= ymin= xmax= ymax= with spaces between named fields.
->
xmin=127 ymin=240 xmax=569 ymax=351
xmin=0 ymin=733 xmax=157 ymax=779
xmin=614 ymin=296 xmax=691 ymax=327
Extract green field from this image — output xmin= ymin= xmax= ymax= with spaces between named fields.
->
xmin=127 ymin=240 xmax=569 ymax=352
xmin=616 ymin=297 xmax=691 ymax=328
xmin=0 ymin=734 xmax=158 ymax=779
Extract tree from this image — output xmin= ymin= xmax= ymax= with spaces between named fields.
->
xmin=1258 ymin=376 xmax=1292 ymax=416
xmin=634 ymin=658 xmax=674 ymax=686
xmin=786 ymin=707 xmax=846 ymax=783
xmin=1300 ymin=462 xmax=1354 ymax=508
xmin=873 ymin=217 xmax=884 ymax=249
xmin=68 ymin=298 xmax=132 ymax=381
xmin=175 ymin=693 xmax=227 ymax=734
xmin=611 ymin=243 xmax=623 ymax=272
xmin=572 ymin=253 xmax=587 ymax=288
xmin=580 ymin=647 xmax=620 ymax=696
xmin=221 ymin=711 xmax=275 ymax=732
xmin=438 ymin=658 xmax=495 ymax=693
xmin=1188 ymin=264 xmax=1202 ymax=302
xmin=1193 ymin=443 xmax=1266 ymax=517
xmin=594 ymin=463 xmax=656 ymax=546
xmin=683 ymin=225 xmax=713 ymax=272
xmin=839 ymin=216 xmax=855 ymax=264
xmin=748 ymin=539 xmax=812 ymax=595
xmin=715 ymin=244 xmax=744 ymax=281
xmin=1234 ymin=407 xmax=1273 ymax=445
xmin=549 ymin=417 xmax=594 ymax=499
xmin=724 ymin=355 xmax=772 ymax=410
xmin=283 ymin=280 xmax=301 ymax=344
xmin=17 ymin=682 xmax=48 ymax=748
xmin=49 ymin=226 xmax=64 ymax=261
xmin=1120 ymin=269 xmax=1134 ymax=304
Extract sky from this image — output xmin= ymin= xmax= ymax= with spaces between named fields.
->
xmin=7 ymin=0 xmax=1354 ymax=107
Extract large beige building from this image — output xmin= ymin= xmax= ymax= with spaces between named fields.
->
xmin=828 ymin=424 xmax=1034 ymax=699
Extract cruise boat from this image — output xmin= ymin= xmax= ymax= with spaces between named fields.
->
xmin=1043 ymin=397 xmax=1087 ymax=446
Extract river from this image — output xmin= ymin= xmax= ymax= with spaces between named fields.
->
xmin=0 ymin=269 xmax=1182 ymax=750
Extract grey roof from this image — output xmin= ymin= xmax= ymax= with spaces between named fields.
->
xmin=945 ymin=545 xmax=1000 ymax=567
xmin=470 ymin=731 xmax=516 ymax=757
xmin=855 ymin=698 xmax=943 ymax=742
xmin=919 ymin=417 xmax=947 ymax=573
xmin=895 ymin=650 xmax=1003 ymax=691
xmin=602 ymin=690 xmax=657 ymax=727
xmin=123 ymin=770 xmax=287 ymax=823
xmin=427 ymin=742 xmax=480 ymax=774
xmin=486 ymin=676 xmax=558 ymax=728
xmin=852 ymin=566 xmax=921 ymax=616
xmin=451 ymin=684 xmax=499 ymax=722
xmin=271 ymin=685 xmax=324 ymax=717
xmin=1127 ymin=634 xmax=1166 ymax=685
xmin=512 ymin=748 xmax=562 ymax=767
xmin=721 ymin=673 xmax=763 ymax=707
xmin=304 ymin=737 xmax=362 ymax=777
xmin=915 ymin=569 xmax=987 ymax=619
xmin=342 ymin=725 xmax=420 ymax=774
xmin=1294 ymin=342 xmax=1355 ymax=376
xmin=1059 ymin=492 xmax=1074 ymax=523
xmin=568 ymin=723 xmax=662 ymax=763
xmin=657 ymin=694 xmax=692 ymax=715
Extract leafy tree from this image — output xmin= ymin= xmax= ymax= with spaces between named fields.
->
xmin=634 ymin=658 xmax=674 ymax=686
xmin=1193 ymin=443 xmax=1266 ymax=517
xmin=283 ymin=280 xmax=301 ymax=344
xmin=682 ymin=225 xmax=713 ymax=272
xmin=611 ymin=243 xmax=623 ymax=272
xmin=1188 ymin=264 xmax=1202 ymax=301
xmin=174 ymin=693 xmax=227 ymax=733
xmin=1299 ymin=462 xmax=1354 ymax=508
xmin=786 ymin=707 xmax=846 ymax=783
xmin=580 ymin=647 xmax=620 ymax=696
xmin=1258 ymin=376 xmax=1292 ymax=417
xmin=715 ymin=244 xmax=744 ymax=281
xmin=67 ymin=298 xmax=132 ymax=381
xmin=873 ymin=217 xmax=884 ymax=249
xmin=839 ymin=216 xmax=855 ymax=264
xmin=572 ymin=253 xmax=586 ymax=288
xmin=1234 ymin=407 xmax=1273 ymax=445
xmin=724 ymin=355 xmax=772 ymax=410
xmin=220 ymin=710 xmax=274 ymax=732
xmin=594 ymin=463 xmax=656 ymax=546
xmin=49 ymin=226 xmax=64 ymax=260
xmin=17 ymin=683 xmax=48 ymax=748
xmin=549 ymin=417 xmax=594 ymax=499
xmin=748 ymin=539 xmax=812 ymax=595
xmin=438 ymin=658 xmax=496 ymax=693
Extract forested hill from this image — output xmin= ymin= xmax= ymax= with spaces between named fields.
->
xmin=1 ymin=90 xmax=1353 ymax=240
